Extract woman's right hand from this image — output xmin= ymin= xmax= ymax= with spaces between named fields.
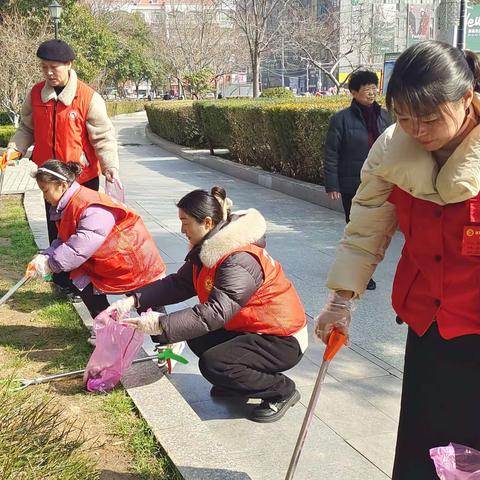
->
xmin=107 ymin=296 xmax=136 ymax=317
xmin=314 ymin=290 xmax=355 ymax=344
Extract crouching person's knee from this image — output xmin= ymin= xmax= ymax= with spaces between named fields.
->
xmin=198 ymin=350 xmax=225 ymax=384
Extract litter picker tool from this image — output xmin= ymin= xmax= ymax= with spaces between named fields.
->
xmin=0 ymin=263 xmax=40 ymax=306
xmin=285 ymin=329 xmax=346 ymax=480
xmin=6 ymin=349 xmax=189 ymax=392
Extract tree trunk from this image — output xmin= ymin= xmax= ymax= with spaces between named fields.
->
xmin=252 ymin=52 xmax=261 ymax=98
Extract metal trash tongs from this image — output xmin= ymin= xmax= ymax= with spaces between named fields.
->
xmin=285 ymin=329 xmax=346 ymax=480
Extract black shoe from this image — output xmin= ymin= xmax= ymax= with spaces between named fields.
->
xmin=66 ymin=291 xmax=82 ymax=303
xmin=210 ymin=385 xmax=248 ymax=398
xmin=366 ymin=278 xmax=377 ymax=290
xmin=56 ymin=285 xmax=82 ymax=303
xmin=250 ymin=390 xmax=300 ymax=423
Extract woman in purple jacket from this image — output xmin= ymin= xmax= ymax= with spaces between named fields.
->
xmin=28 ymin=160 xmax=166 ymax=343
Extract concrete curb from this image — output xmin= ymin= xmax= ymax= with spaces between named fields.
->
xmin=22 ymin=189 xmax=252 ymax=480
xmin=145 ymin=126 xmax=344 ymax=213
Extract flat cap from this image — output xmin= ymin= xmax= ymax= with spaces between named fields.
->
xmin=36 ymin=39 xmax=76 ymax=62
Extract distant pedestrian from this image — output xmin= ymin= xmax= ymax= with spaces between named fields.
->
xmin=324 ymin=70 xmax=391 ymax=290
xmin=316 ymin=42 xmax=480 ymax=478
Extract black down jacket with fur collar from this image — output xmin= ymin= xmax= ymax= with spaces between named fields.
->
xmin=134 ymin=208 xmax=269 ymax=344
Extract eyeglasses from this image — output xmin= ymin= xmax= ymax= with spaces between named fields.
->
xmin=359 ymin=86 xmax=378 ymax=94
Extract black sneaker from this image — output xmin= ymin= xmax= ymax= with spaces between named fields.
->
xmin=250 ymin=390 xmax=300 ymax=423
xmin=66 ymin=291 xmax=82 ymax=303
xmin=366 ymin=278 xmax=377 ymax=290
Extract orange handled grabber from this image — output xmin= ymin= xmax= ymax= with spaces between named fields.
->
xmin=0 ymin=150 xmax=21 ymax=195
xmin=285 ymin=329 xmax=346 ymax=480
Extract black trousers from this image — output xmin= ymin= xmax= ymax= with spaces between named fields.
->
xmin=187 ymin=329 xmax=303 ymax=401
xmin=393 ymin=323 xmax=480 ymax=479
xmin=341 ymin=193 xmax=354 ymax=224
xmin=46 ymin=176 xmax=99 ymax=289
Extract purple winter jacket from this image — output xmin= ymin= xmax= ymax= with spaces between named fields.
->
xmin=43 ymin=182 xmax=118 ymax=290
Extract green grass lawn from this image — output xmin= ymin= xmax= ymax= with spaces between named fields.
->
xmin=0 ymin=195 xmax=182 ymax=479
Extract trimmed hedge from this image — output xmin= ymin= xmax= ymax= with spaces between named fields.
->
xmin=0 ymin=112 xmax=12 ymax=126
xmin=261 ymin=87 xmax=295 ymax=99
xmin=105 ymin=99 xmax=146 ymax=117
xmin=145 ymin=101 xmax=206 ymax=147
xmin=147 ymin=97 xmax=356 ymax=184
xmin=0 ymin=100 xmax=147 ymax=148
xmin=0 ymin=126 xmax=16 ymax=148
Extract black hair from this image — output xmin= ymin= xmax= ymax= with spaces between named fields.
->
xmin=348 ymin=70 xmax=379 ymax=92
xmin=176 ymin=186 xmax=230 ymax=225
xmin=33 ymin=159 xmax=82 ymax=185
xmin=386 ymin=41 xmax=480 ymax=116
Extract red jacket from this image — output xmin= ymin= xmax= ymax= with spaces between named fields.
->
xmin=57 ymin=187 xmax=165 ymax=293
xmin=194 ymin=244 xmax=306 ymax=336
xmin=389 ymin=185 xmax=480 ymax=339
xmin=31 ymin=80 xmax=101 ymax=184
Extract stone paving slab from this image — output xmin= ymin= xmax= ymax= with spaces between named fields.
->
xmin=0 ymin=155 xmax=37 ymax=195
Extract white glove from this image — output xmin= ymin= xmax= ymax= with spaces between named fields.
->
xmin=107 ymin=296 xmax=136 ymax=317
xmin=314 ymin=291 xmax=355 ymax=344
xmin=28 ymin=254 xmax=52 ymax=279
xmin=122 ymin=310 xmax=165 ymax=335
xmin=5 ymin=147 xmax=21 ymax=164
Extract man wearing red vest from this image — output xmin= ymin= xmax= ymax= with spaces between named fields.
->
xmin=6 ymin=39 xmax=119 ymax=300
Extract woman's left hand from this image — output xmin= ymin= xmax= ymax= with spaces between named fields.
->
xmin=122 ymin=310 xmax=165 ymax=335
xmin=104 ymin=167 xmax=119 ymax=183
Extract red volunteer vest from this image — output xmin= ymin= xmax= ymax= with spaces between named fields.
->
xmin=193 ymin=244 xmax=306 ymax=336
xmin=389 ymin=185 xmax=480 ymax=339
xmin=57 ymin=187 xmax=166 ymax=293
xmin=31 ymin=80 xmax=102 ymax=184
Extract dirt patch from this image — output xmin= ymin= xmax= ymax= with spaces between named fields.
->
xmin=0 ymin=237 xmax=11 ymax=248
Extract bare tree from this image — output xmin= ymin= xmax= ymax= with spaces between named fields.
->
xmin=223 ymin=0 xmax=294 ymax=97
xmin=151 ymin=1 xmax=247 ymax=98
xmin=0 ymin=10 xmax=49 ymax=126
xmin=286 ymin=2 xmax=372 ymax=93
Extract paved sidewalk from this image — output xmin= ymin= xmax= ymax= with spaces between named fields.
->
xmin=7 ymin=111 xmax=409 ymax=479
xmin=116 ymin=112 xmax=407 ymax=479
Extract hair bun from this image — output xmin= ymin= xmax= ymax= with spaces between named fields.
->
xmin=65 ymin=161 xmax=82 ymax=177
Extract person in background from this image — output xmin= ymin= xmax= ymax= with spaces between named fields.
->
xmin=316 ymin=42 xmax=480 ymax=478
xmin=109 ymin=186 xmax=308 ymax=423
xmin=5 ymin=39 xmax=119 ymax=301
xmin=324 ymin=70 xmax=391 ymax=290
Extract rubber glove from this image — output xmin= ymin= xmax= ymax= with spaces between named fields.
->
xmin=314 ymin=291 xmax=355 ymax=344
xmin=106 ymin=296 xmax=136 ymax=317
xmin=28 ymin=254 xmax=52 ymax=279
xmin=122 ymin=310 xmax=165 ymax=335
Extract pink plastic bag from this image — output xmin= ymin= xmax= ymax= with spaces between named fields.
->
xmin=84 ymin=310 xmax=144 ymax=393
xmin=430 ymin=443 xmax=480 ymax=479
xmin=105 ymin=178 xmax=125 ymax=203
